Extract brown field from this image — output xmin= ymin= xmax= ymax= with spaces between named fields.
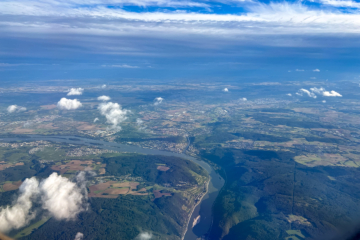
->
xmin=38 ymin=123 xmax=58 ymax=130
xmin=153 ymin=190 xmax=172 ymax=199
xmin=157 ymin=166 xmax=170 ymax=171
xmin=0 ymin=162 xmax=24 ymax=171
xmin=295 ymin=153 xmax=349 ymax=167
xmin=76 ymin=122 xmax=98 ymax=130
xmin=12 ymin=128 xmax=34 ymax=134
xmin=99 ymin=168 xmax=106 ymax=175
xmin=0 ymin=164 xmax=12 ymax=171
xmin=41 ymin=104 xmax=57 ymax=110
xmin=3 ymin=181 xmax=22 ymax=191
xmin=111 ymin=181 xmax=139 ymax=190
xmin=89 ymin=181 xmax=148 ymax=198
xmin=51 ymin=160 xmax=94 ymax=174
xmin=131 ymin=192 xmax=149 ymax=196
xmin=104 ymin=188 xmax=129 ymax=195
xmin=293 ymin=108 xmax=319 ymax=114
xmin=89 ymin=181 xmax=114 ymax=192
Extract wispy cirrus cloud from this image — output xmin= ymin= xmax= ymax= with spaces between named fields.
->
xmin=314 ymin=0 xmax=360 ymax=8
xmin=1 ymin=0 xmax=360 ymax=79
xmin=2 ymin=1 xmax=360 ymax=40
xmin=102 ymin=64 xmax=139 ymax=68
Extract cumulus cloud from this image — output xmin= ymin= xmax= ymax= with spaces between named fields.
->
xmin=40 ymin=173 xmax=85 ymax=220
xmin=0 ymin=172 xmax=90 ymax=233
xmin=74 ymin=232 xmax=84 ymax=240
xmin=135 ymin=232 xmax=152 ymax=240
xmin=94 ymin=117 xmax=99 ymax=123
xmin=286 ymin=93 xmax=292 ymax=96
xmin=0 ymin=178 xmax=39 ymax=233
xmin=310 ymin=87 xmax=342 ymax=97
xmin=296 ymin=88 xmax=317 ymax=98
xmin=98 ymin=102 xmax=130 ymax=130
xmin=67 ymin=88 xmax=84 ymax=96
xmin=323 ymin=90 xmax=342 ymax=97
xmin=7 ymin=105 xmax=27 ymax=113
xmin=75 ymin=171 xmax=95 ymax=205
xmin=295 ymin=69 xmax=304 ymax=72
xmin=57 ymin=98 xmax=82 ymax=110
xmin=136 ymin=118 xmax=144 ymax=126
xmin=322 ymin=100 xmax=326 ymax=103
xmin=97 ymin=95 xmax=111 ymax=101
xmin=242 ymin=98 xmax=247 ymax=101
xmin=101 ymin=84 xmax=106 ymax=89
xmin=23 ymin=121 xmax=33 ymax=128
xmin=136 ymin=118 xmax=146 ymax=130
xmin=154 ymin=97 xmax=164 ymax=106
xmin=223 ymin=88 xmax=229 ymax=92
xmin=313 ymin=69 xmax=320 ymax=72
xmin=310 ymin=87 xmax=325 ymax=94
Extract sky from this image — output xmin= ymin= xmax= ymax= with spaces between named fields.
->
xmin=1 ymin=0 xmax=360 ymax=82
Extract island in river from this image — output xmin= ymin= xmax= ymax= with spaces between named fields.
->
xmin=2 ymin=80 xmax=360 ymax=240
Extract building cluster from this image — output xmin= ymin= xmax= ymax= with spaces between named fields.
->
xmin=66 ymin=147 xmax=118 ymax=157
xmin=0 ymin=140 xmax=52 ymax=149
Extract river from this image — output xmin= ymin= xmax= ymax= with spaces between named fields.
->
xmin=0 ymin=135 xmax=225 ymax=240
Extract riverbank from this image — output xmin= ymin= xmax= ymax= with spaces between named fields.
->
xmin=181 ymin=176 xmax=210 ymax=240
xmin=0 ymin=135 xmax=224 ymax=240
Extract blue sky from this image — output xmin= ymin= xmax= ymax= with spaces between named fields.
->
xmin=1 ymin=0 xmax=360 ymax=82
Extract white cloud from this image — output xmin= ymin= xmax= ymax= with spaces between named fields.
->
xmin=7 ymin=105 xmax=26 ymax=113
xmin=323 ymin=90 xmax=342 ymax=97
xmin=223 ymin=88 xmax=229 ymax=92
xmin=0 ymin=172 xmax=90 ymax=233
xmin=94 ymin=117 xmax=99 ymax=123
xmin=136 ymin=118 xmax=144 ymax=126
xmin=74 ymin=232 xmax=84 ymax=240
xmin=241 ymin=97 xmax=247 ymax=101
xmin=322 ymin=100 xmax=326 ymax=103
xmin=0 ymin=63 xmax=36 ymax=67
xmin=310 ymin=87 xmax=325 ymax=94
xmin=286 ymin=93 xmax=292 ymax=96
xmin=310 ymin=87 xmax=342 ymax=97
xmin=98 ymin=102 xmax=130 ymax=130
xmin=3 ymin=1 xmax=360 ymax=50
xmin=67 ymin=88 xmax=84 ymax=96
xmin=313 ymin=69 xmax=320 ymax=72
xmin=97 ymin=95 xmax=111 ymax=101
xmin=296 ymin=88 xmax=317 ymax=98
xmin=40 ymin=172 xmax=85 ymax=220
xmin=0 ymin=178 xmax=40 ymax=233
xmin=136 ymin=118 xmax=146 ymax=130
xmin=317 ymin=0 xmax=360 ymax=8
xmin=101 ymin=84 xmax=107 ymax=89
xmin=154 ymin=97 xmax=164 ymax=106
xmin=57 ymin=98 xmax=82 ymax=110
xmin=310 ymin=77 xmax=316 ymax=79
xmin=102 ymin=64 xmax=139 ymax=68
xmin=295 ymin=69 xmax=304 ymax=72
xmin=135 ymin=232 xmax=152 ymax=240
